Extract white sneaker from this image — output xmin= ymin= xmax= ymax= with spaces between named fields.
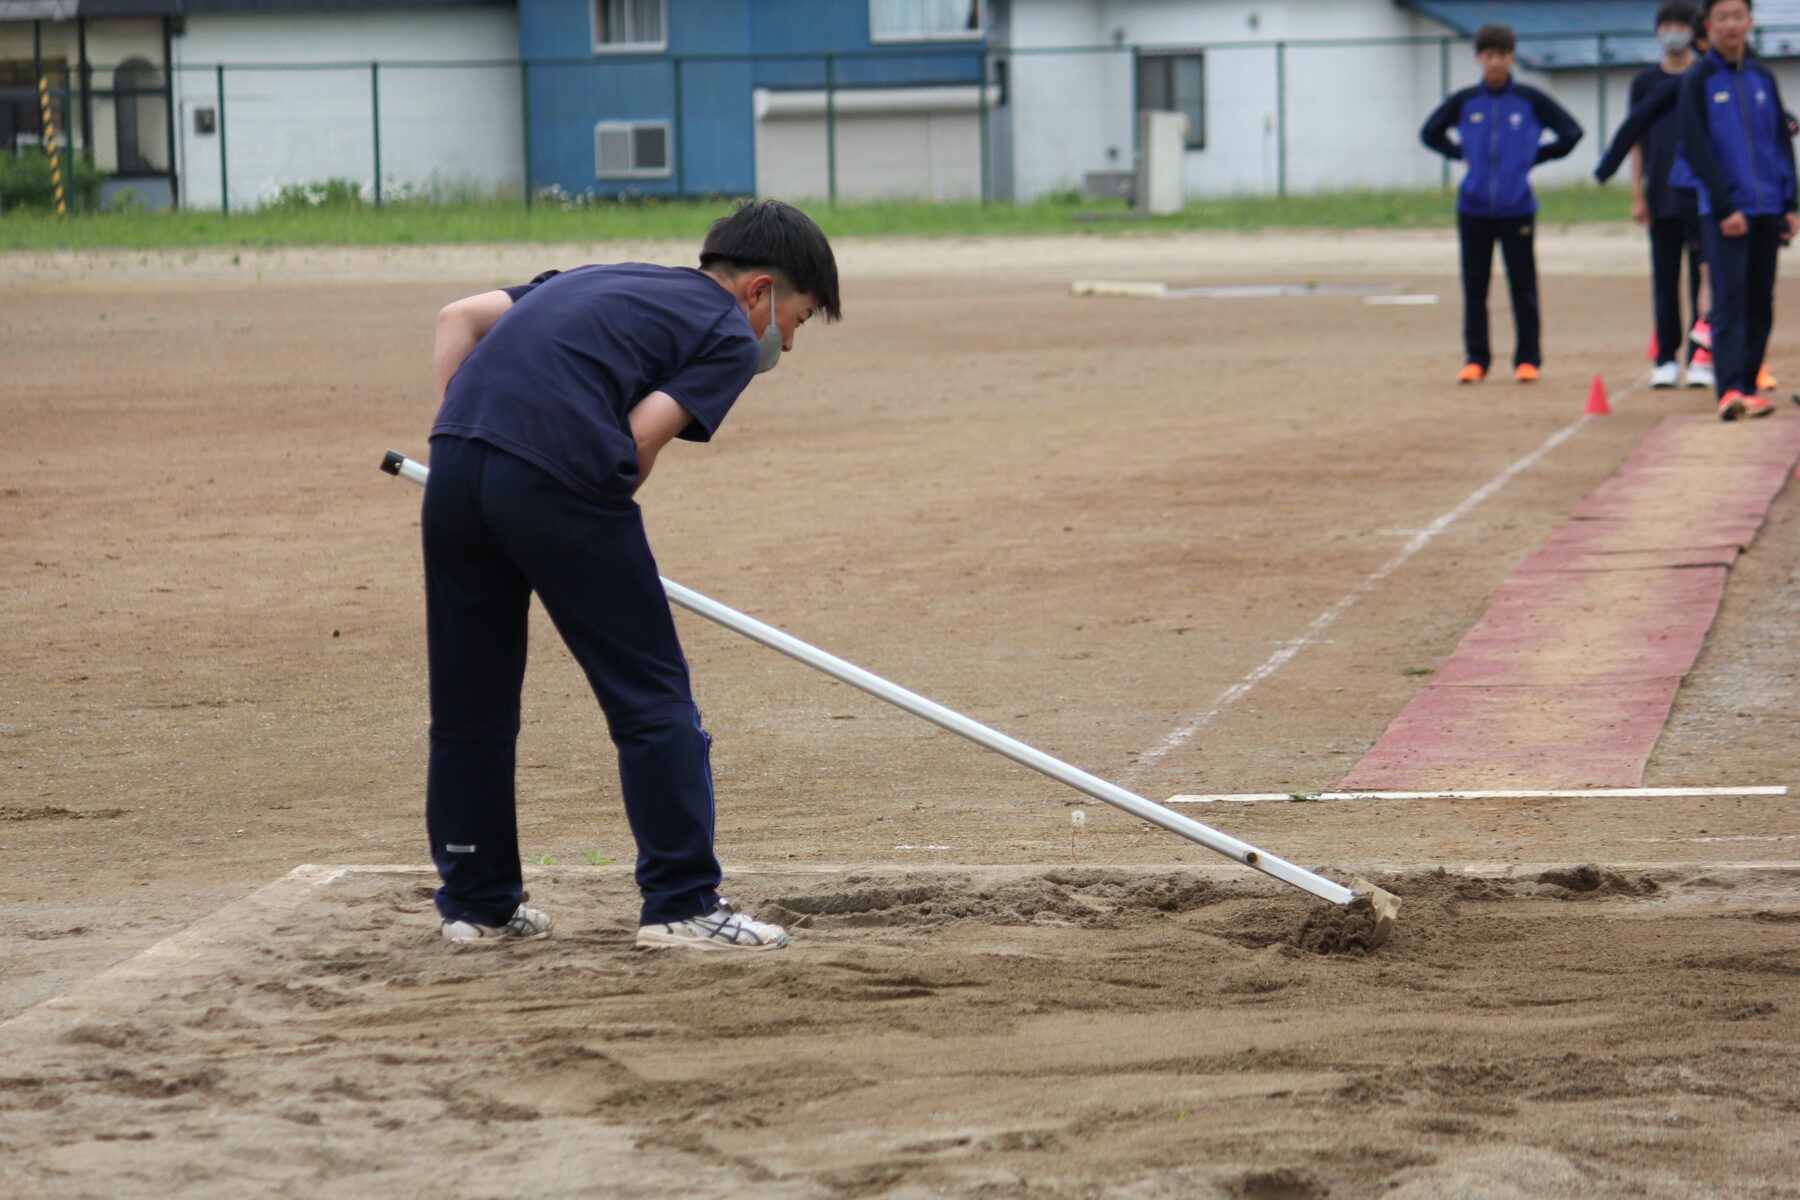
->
xmin=636 ymin=899 xmax=789 ymax=952
xmin=1685 ymin=358 xmax=1715 ymax=389
xmin=1650 ymin=361 xmax=1681 ymax=388
xmin=442 ymin=903 xmax=552 ymax=944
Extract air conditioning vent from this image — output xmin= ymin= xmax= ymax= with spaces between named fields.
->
xmin=596 ymin=121 xmax=672 ymax=179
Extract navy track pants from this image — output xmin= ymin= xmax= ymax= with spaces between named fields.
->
xmin=1458 ymin=212 xmax=1541 ymax=370
xmin=1648 ymin=215 xmax=1705 ymax=365
xmin=421 ymin=435 xmax=721 ymax=928
xmin=1700 ymin=213 xmax=1785 ymax=399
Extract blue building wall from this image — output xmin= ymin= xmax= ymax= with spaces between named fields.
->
xmin=518 ymin=0 xmax=987 ymax=196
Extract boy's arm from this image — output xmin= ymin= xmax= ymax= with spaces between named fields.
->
xmin=433 ymin=290 xmax=515 ymax=403
xmin=1678 ymin=67 xmax=1739 ymax=226
xmin=1630 ymin=146 xmax=1650 ymax=224
xmin=1526 ymin=88 xmax=1583 ymax=163
xmin=1595 ymin=78 xmax=1678 ymax=182
xmin=1767 ymin=72 xmax=1800 ymax=213
xmin=626 ymin=391 xmax=697 ymax=492
xmin=1420 ymin=91 xmax=1465 ymax=159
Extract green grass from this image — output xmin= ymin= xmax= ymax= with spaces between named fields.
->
xmin=0 ymin=184 xmax=1633 ymax=251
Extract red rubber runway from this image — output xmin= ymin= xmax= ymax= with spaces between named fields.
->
xmin=1342 ymin=414 xmax=1800 ymax=790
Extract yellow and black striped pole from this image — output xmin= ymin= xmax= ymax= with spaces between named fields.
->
xmin=37 ymin=74 xmax=67 ymax=217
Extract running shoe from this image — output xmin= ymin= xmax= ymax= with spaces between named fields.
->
xmin=1744 ymin=392 xmax=1776 ymax=418
xmin=1686 ymin=350 xmax=1715 ymax=390
xmin=1691 ymin=319 xmax=1712 ymax=349
xmin=442 ymin=902 xmax=553 ymax=944
xmin=1651 ymin=361 xmax=1681 ymax=388
xmin=1515 ymin=363 xmax=1540 ymax=383
xmin=1757 ymin=364 xmax=1778 ymax=391
xmin=636 ymin=899 xmax=789 ymax=952
xmin=1718 ymin=390 xmax=1748 ymax=421
xmin=1457 ymin=363 xmax=1485 ymax=384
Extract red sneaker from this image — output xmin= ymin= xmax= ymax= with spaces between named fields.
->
xmin=1718 ymin=390 xmax=1748 ymax=421
xmin=1457 ymin=363 xmax=1485 ymax=384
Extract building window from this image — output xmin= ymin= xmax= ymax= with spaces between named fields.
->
xmin=115 ymin=57 xmax=171 ymax=173
xmin=592 ymin=0 xmax=666 ymax=51
xmin=1136 ymin=52 xmax=1205 ymax=150
xmin=871 ymin=0 xmax=984 ymax=42
xmin=596 ymin=121 xmax=671 ymax=179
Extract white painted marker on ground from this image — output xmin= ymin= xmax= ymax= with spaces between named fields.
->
xmin=1169 ymin=786 xmax=1788 ymax=804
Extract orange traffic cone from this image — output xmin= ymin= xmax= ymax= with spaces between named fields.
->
xmin=1645 ymin=332 xmax=1658 ymax=361
xmin=1586 ymin=374 xmax=1612 ymax=416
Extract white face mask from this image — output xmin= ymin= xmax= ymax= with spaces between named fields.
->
xmin=754 ymin=283 xmax=782 ymax=375
xmin=1659 ymin=29 xmax=1693 ymax=53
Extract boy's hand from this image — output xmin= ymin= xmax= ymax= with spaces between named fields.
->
xmin=1720 ymin=212 xmax=1749 ymax=237
xmin=1786 ymin=213 xmax=1800 ymax=242
xmin=1632 ymin=196 xmax=1651 ymax=226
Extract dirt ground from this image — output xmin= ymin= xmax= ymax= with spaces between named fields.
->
xmin=1 ymin=227 xmax=1797 ymax=1197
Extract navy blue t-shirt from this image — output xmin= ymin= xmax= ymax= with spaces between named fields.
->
xmin=432 ymin=263 xmax=758 ymax=504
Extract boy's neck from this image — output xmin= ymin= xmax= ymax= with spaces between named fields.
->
xmin=1661 ymin=51 xmax=1693 ymax=72
xmin=1483 ymin=74 xmax=1510 ymax=91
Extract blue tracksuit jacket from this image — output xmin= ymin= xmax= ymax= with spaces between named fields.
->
xmin=1677 ymin=49 xmax=1797 ymax=217
xmin=1421 ymin=78 xmax=1583 ymax=217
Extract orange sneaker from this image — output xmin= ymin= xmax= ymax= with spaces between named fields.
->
xmin=1457 ymin=363 xmax=1486 ymax=384
xmin=1515 ymin=363 xmax=1540 ymax=383
xmin=1744 ymin=391 xmax=1776 ymax=418
xmin=1756 ymin=364 xmax=1778 ymax=391
xmin=1718 ymin=390 xmax=1748 ymax=421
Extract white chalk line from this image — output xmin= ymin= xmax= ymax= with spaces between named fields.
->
xmin=1126 ymin=373 xmax=1650 ymax=781
xmin=1169 ymin=785 xmax=1788 ymax=804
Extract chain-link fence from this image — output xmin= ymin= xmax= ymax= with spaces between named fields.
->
xmin=7 ymin=27 xmax=1800 ymax=214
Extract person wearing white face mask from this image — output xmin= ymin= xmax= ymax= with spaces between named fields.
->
xmin=419 ymin=200 xmax=839 ymax=950
xmin=1596 ymin=3 xmax=1707 ymax=389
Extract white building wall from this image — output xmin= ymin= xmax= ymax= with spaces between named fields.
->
xmin=1004 ymin=0 xmax=1135 ymax=198
xmin=1008 ymin=0 xmax=1451 ymax=198
xmin=167 ymin=9 xmax=521 ymax=210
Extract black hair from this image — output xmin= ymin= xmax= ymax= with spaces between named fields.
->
xmin=1474 ymin=24 xmax=1516 ymax=54
xmin=699 ymin=200 xmax=842 ymax=321
xmin=1703 ymin=0 xmax=1749 ymax=14
xmin=1655 ymin=1 xmax=1699 ymax=27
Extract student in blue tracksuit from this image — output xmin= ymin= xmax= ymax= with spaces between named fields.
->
xmin=1422 ymin=24 xmax=1584 ymax=385
xmin=1679 ymin=0 xmax=1798 ymax=419
xmin=423 ymin=200 xmax=840 ymax=949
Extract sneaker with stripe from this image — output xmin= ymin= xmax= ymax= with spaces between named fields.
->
xmin=636 ymin=899 xmax=789 ymax=952
xmin=441 ymin=902 xmax=553 ymax=944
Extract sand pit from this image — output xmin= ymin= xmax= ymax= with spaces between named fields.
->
xmin=2 ymin=862 xmax=1796 ymax=1199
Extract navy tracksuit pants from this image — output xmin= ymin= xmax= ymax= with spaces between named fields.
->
xmin=421 ymin=435 xmax=721 ymax=928
xmin=1458 ymin=212 xmax=1541 ymax=370
xmin=1648 ymin=214 xmax=1705 ymax=365
xmin=1700 ymin=213 xmax=1785 ymax=399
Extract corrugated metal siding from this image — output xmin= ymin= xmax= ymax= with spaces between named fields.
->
xmin=518 ymin=0 xmax=988 ymax=196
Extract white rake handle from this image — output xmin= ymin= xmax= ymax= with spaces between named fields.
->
xmin=380 ymin=450 xmax=1356 ymax=907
